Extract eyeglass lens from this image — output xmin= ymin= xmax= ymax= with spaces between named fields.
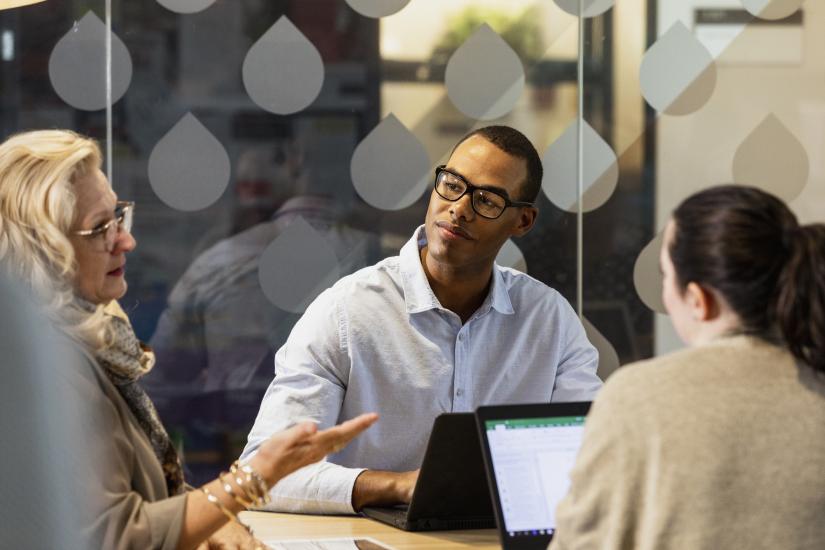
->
xmin=436 ymin=170 xmax=506 ymax=219
xmin=104 ymin=204 xmax=133 ymax=250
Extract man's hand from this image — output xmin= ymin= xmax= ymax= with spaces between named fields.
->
xmin=351 ymin=469 xmax=420 ymax=511
xmin=195 ymin=521 xmax=264 ymax=550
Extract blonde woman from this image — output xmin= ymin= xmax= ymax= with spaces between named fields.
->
xmin=0 ymin=129 xmax=378 ymax=550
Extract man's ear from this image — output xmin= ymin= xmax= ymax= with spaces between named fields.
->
xmin=685 ymin=282 xmax=721 ymax=322
xmin=511 ymin=207 xmax=538 ymax=237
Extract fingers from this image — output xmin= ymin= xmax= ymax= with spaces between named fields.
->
xmin=313 ymin=413 xmax=378 ymax=454
xmin=275 ymin=420 xmax=319 ymax=448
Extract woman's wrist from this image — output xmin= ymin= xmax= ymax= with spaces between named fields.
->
xmin=247 ymin=454 xmax=279 ymax=490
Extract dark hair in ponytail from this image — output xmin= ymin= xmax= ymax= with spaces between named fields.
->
xmin=670 ymin=185 xmax=825 ymax=375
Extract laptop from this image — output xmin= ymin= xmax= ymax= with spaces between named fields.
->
xmin=361 ymin=412 xmax=495 ymax=531
xmin=476 ymin=402 xmax=591 ymax=549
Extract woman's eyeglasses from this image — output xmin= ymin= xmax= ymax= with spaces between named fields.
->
xmin=72 ymin=201 xmax=135 ymax=252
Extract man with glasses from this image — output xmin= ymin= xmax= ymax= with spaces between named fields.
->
xmin=242 ymin=125 xmax=602 ymax=514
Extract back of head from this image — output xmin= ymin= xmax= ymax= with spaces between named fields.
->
xmin=0 ymin=129 xmax=107 ymax=349
xmin=670 ymin=185 xmax=825 ymax=374
xmin=454 ymin=125 xmax=543 ymax=203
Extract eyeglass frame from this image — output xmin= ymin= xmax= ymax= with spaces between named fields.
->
xmin=72 ymin=200 xmax=135 ymax=250
xmin=433 ymin=165 xmax=534 ymax=220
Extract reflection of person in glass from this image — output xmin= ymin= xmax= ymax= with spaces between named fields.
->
xmin=551 ymin=186 xmax=825 ymax=550
xmin=147 ymin=138 xmax=375 ymax=393
xmin=0 ymin=130 xmax=377 ymax=549
xmin=242 ymin=125 xmax=603 ymax=514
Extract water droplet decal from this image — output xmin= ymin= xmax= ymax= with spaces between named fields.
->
xmin=156 ymin=0 xmax=216 ymax=14
xmin=445 ymin=24 xmax=525 ymax=120
xmin=542 ymin=120 xmax=619 ymax=213
xmin=350 ymin=114 xmax=431 ymax=210
xmin=582 ymin=317 xmax=620 ymax=380
xmin=345 ymin=0 xmax=410 ymax=18
xmin=496 ymin=239 xmax=527 ymax=273
xmin=742 ymin=0 xmax=803 ymax=20
xmin=733 ymin=114 xmax=809 ymax=202
xmin=633 ymin=231 xmax=666 ymax=314
xmin=258 ymin=217 xmax=341 ymax=314
xmin=640 ymin=22 xmax=716 ymax=115
xmin=48 ymin=11 xmax=132 ymax=111
xmin=242 ymin=17 xmax=324 ymax=115
xmin=148 ymin=113 xmax=231 ymax=211
xmin=553 ymin=0 xmax=615 ymax=18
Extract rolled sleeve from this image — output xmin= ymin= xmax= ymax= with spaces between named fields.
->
xmin=254 ymin=462 xmax=367 ymax=515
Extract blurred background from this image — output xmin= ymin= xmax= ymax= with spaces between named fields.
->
xmin=2 ymin=0 xmax=820 ymax=483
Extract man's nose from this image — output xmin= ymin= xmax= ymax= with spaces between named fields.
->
xmin=450 ymin=192 xmax=475 ymax=222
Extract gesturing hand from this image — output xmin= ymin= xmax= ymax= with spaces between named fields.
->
xmin=250 ymin=413 xmax=379 ymax=487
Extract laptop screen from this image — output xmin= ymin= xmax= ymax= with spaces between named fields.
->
xmin=483 ymin=415 xmax=586 ymax=538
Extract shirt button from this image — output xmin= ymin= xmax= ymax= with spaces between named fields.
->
xmin=456 ymin=389 xmax=464 ymax=397
xmin=458 ymin=333 xmax=464 ymax=341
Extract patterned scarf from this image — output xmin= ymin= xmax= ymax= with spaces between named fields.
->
xmin=82 ymin=300 xmax=185 ymax=496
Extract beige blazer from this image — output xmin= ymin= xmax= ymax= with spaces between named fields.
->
xmin=66 ymin=345 xmax=186 ymax=549
xmin=551 ymin=335 xmax=825 ymax=550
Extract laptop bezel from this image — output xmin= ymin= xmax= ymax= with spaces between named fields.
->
xmin=475 ymin=401 xmax=591 ymax=550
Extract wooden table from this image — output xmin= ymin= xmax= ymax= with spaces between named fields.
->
xmin=241 ymin=511 xmax=501 ymax=549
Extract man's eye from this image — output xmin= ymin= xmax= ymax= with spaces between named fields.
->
xmin=478 ymin=193 xmax=495 ymax=207
xmin=446 ymin=182 xmax=462 ymax=192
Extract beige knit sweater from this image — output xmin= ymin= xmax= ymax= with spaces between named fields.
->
xmin=550 ymin=335 xmax=825 ymax=550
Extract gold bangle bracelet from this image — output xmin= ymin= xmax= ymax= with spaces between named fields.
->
xmin=219 ymin=471 xmax=254 ymax=509
xmin=231 ymin=461 xmax=269 ymax=506
xmin=240 ymin=463 xmax=271 ymax=505
xmin=229 ymin=463 xmax=261 ymax=505
xmin=201 ymin=486 xmax=238 ymax=524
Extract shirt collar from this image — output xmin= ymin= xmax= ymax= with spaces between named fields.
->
xmin=399 ymin=225 xmax=515 ymax=316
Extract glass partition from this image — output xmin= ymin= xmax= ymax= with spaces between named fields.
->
xmin=1 ymin=0 xmax=819 ymax=484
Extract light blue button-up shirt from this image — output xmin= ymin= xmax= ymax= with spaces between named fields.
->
xmin=242 ymin=226 xmax=602 ymax=514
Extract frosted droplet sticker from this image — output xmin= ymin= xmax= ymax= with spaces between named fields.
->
xmin=445 ymin=24 xmax=525 ymax=121
xmin=582 ymin=317 xmax=620 ymax=380
xmin=733 ymin=114 xmax=809 ymax=202
xmin=148 ymin=113 xmax=231 ymax=211
xmin=242 ymin=17 xmax=324 ymax=115
xmin=542 ymin=120 xmax=619 ymax=213
xmin=742 ymin=0 xmax=803 ymax=20
xmin=553 ymin=0 xmax=615 ymax=18
xmin=496 ymin=239 xmax=527 ymax=273
xmin=156 ymin=0 xmax=217 ymax=14
xmin=345 ymin=0 xmax=410 ymax=18
xmin=48 ymin=11 xmax=132 ymax=111
xmin=640 ymin=22 xmax=716 ymax=115
xmin=258 ymin=217 xmax=341 ymax=314
xmin=351 ymin=114 xmax=431 ymax=211
xmin=633 ymin=231 xmax=666 ymax=314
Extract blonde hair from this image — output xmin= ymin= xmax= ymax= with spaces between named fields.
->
xmin=0 ymin=129 xmax=111 ymax=350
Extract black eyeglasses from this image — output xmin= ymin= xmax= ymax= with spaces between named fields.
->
xmin=433 ymin=165 xmax=533 ymax=220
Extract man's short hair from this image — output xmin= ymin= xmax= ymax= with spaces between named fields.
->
xmin=452 ymin=125 xmax=543 ymax=203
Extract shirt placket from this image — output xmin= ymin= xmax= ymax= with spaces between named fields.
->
xmin=453 ymin=322 xmax=472 ymax=411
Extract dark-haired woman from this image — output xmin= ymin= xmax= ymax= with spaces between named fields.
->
xmin=550 ymin=185 xmax=825 ymax=550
